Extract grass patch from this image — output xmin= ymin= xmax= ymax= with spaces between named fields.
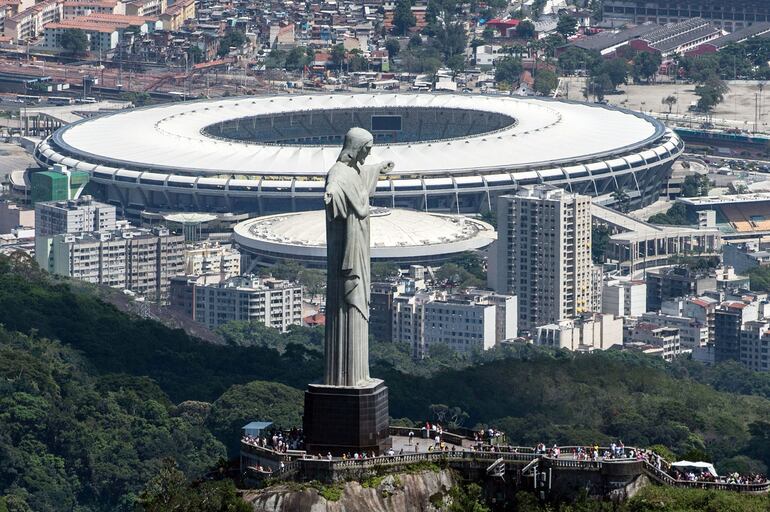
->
xmin=309 ymin=481 xmax=344 ymax=502
xmin=361 ymin=475 xmax=385 ymax=489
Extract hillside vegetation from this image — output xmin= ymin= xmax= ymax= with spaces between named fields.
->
xmin=1 ymin=253 xmax=770 ymax=509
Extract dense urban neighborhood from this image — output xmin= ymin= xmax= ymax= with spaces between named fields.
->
xmin=3 ymin=1 xmax=770 ymax=511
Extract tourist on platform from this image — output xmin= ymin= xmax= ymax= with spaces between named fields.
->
xmin=408 ymin=430 xmax=414 ymax=444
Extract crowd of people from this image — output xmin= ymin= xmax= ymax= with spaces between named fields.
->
xmin=668 ymin=469 xmax=768 ymax=486
xmin=242 ymin=426 xmax=768 ymax=488
xmin=241 ymin=427 xmax=305 ymax=454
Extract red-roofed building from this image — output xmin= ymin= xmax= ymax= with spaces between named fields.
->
xmin=485 ymin=18 xmax=520 ymax=38
xmin=304 ymin=312 xmax=325 ymax=327
xmin=62 ymin=0 xmax=120 ymax=20
xmin=44 ymin=12 xmax=159 ymax=51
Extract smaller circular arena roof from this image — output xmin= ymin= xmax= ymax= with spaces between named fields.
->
xmin=233 ymin=208 xmax=496 ymax=267
xmin=163 ymin=212 xmax=218 ymax=224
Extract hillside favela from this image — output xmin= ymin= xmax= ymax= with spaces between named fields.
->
xmin=4 ymin=0 xmax=770 ymax=510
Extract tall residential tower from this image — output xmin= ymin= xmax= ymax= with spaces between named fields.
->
xmin=491 ymin=185 xmax=593 ymax=334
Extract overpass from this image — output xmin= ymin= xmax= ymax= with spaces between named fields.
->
xmin=591 ymin=203 xmax=722 ymax=274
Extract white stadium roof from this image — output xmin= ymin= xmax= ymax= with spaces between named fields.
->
xmin=53 ymin=93 xmax=663 ymax=177
xmin=233 ymin=208 xmax=496 ymax=259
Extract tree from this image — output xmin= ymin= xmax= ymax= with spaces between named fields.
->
xmin=372 ymin=262 xmax=401 ymax=282
xmin=449 ymin=483 xmax=490 ymax=512
xmin=218 ymin=30 xmax=246 ymax=57
xmin=516 ymin=20 xmax=536 ymax=39
xmin=385 ymin=38 xmax=401 ymax=60
xmin=60 ymin=29 xmax=88 ymax=55
xmin=558 ymin=46 xmax=602 ymax=75
xmin=284 ymin=46 xmax=311 ymax=71
xmin=598 ymin=58 xmax=629 ymax=89
xmin=592 ymin=225 xmax=610 ymax=264
xmin=482 ymin=26 xmax=495 ymax=42
xmin=137 ymin=460 xmax=251 ymax=512
xmin=393 ymin=0 xmax=416 ymax=35
xmin=633 ymin=51 xmax=662 ymax=83
xmin=432 ymin=22 xmax=467 ymax=60
xmin=494 ymin=56 xmax=523 ymax=85
xmin=588 ymin=73 xmax=613 ymax=101
xmin=681 ymin=174 xmax=710 ymax=197
xmin=611 ymin=188 xmax=631 ymax=213
xmin=533 ymin=68 xmax=558 ymax=95
xmin=695 ymin=75 xmax=729 ymax=113
xmin=348 ymin=52 xmax=369 ymax=72
xmin=186 ymin=45 xmax=204 ymax=64
xmin=648 ymin=203 xmax=690 ymax=225
xmin=662 ymin=95 xmax=677 ymax=113
xmin=331 ymin=43 xmax=346 ymax=69
xmin=447 ymin=53 xmax=466 ymax=74
xmin=556 ymin=14 xmax=577 ymax=38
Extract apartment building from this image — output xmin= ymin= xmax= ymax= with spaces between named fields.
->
xmin=171 ymin=275 xmax=303 ymax=332
xmin=492 ymin=185 xmax=592 ymax=334
xmin=638 ymin=311 xmax=707 ymax=351
xmin=158 ymin=0 xmax=193 ymax=31
xmin=123 ymin=0 xmax=165 ymax=17
xmin=62 ymin=0 xmax=122 ymax=20
xmin=739 ymin=321 xmax=770 ymax=372
xmin=535 ymin=313 xmax=623 ymax=352
xmin=4 ymin=0 xmax=62 ymax=42
xmin=35 ymin=195 xmax=116 ymax=237
xmin=183 ymin=242 xmax=240 ymax=277
xmin=602 ymin=278 xmax=647 ymax=318
xmin=36 ymin=226 xmax=184 ymax=302
xmin=391 ymin=283 xmax=517 ymax=358
xmin=628 ymin=324 xmax=682 ymax=361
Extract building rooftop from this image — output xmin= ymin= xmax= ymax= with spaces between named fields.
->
xmin=706 ymin=21 xmax=770 ymax=49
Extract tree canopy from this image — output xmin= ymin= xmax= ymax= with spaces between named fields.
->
xmin=555 ymin=14 xmax=577 ymax=38
xmin=393 ymin=0 xmax=416 ymax=35
xmin=61 ymin=29 xmax=88 ymax=55
xmin=494 ymin=56 xmax=523 ymax=85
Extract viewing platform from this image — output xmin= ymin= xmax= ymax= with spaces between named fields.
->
xmin=239 ymin=426 xmax=769 ymax=497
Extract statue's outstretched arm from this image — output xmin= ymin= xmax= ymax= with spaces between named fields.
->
xmin=360 ymin=161 xmax=394 ymax=195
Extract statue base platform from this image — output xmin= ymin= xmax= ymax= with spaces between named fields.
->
xmin=303 ymin=379 xmax=390 ymax=456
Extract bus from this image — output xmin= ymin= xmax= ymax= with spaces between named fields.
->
xmin=16 ymin=94 xmax=41 ymax=104
xmin=47 ymin=96 xmax=74 ymax=106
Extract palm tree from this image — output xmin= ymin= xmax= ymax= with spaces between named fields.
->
xmin=662 ymin=95 xmax=677 ymax=114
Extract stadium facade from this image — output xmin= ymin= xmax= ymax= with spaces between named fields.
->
xmin=34 ymin=94 xmax=684 ymax=215
xmin=602 ymin=1 xmax=770 ymax=31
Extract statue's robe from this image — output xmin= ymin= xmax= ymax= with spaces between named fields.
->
xmin=323 ymin=160 xmax=379 ymax=387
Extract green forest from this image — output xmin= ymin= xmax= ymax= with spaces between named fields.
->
xmin=2 ymin=253 xmax=770 ymax=510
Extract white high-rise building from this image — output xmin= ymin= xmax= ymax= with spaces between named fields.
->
xmin=491 ymin=185 xmax=593 ymax=334
xmin=602 ymin=278 xmax=647 ymax=318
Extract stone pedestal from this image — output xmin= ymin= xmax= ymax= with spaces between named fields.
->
xmin=303 ymin=378 xmax=390 ymax=456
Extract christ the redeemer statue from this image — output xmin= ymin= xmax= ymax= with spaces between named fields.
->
xmin=323 ymin=127 xmax=393 ymax=388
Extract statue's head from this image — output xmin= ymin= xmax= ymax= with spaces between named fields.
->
xmin=337 ymin=127 xmax=374 ymax=167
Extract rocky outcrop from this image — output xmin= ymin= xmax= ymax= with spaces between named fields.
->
xmin=244 ymin=470 xmax=458 ymax=512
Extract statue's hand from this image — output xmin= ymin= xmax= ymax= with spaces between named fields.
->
xmin=381 ymin=161 xmax=395 ymax=174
